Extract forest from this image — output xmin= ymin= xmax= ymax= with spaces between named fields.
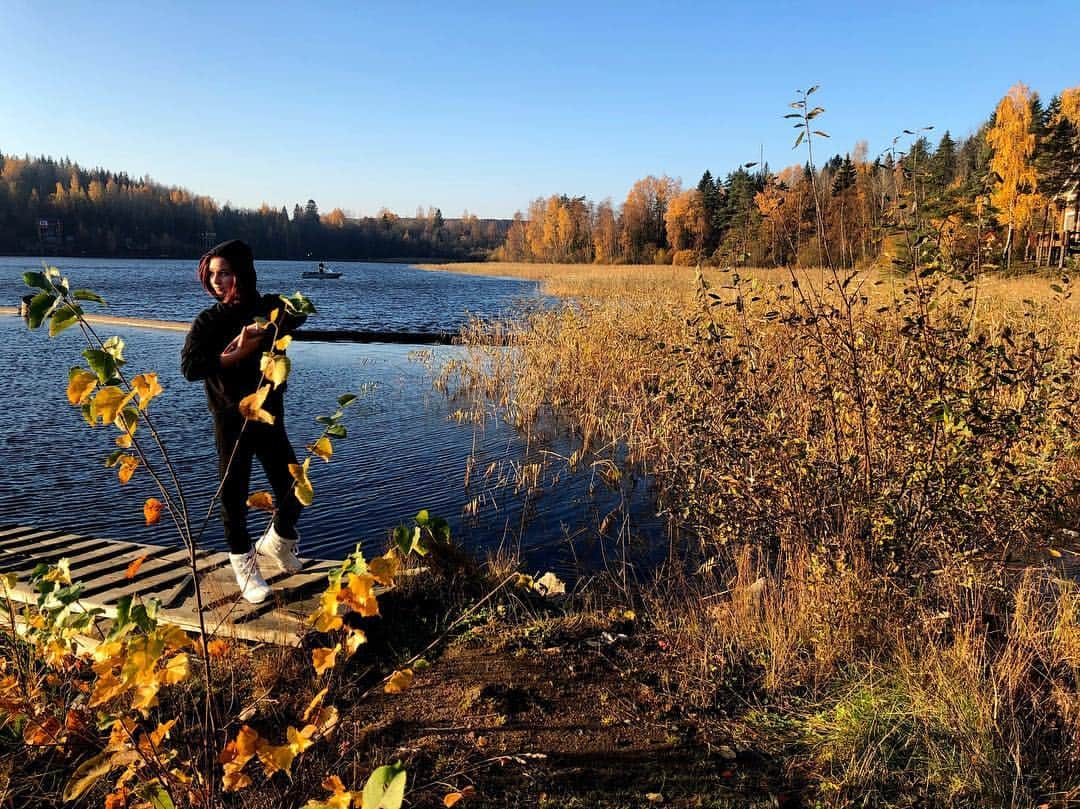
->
xmin=497 ymin=82 xmax=1080 ymax=271
xmin=0 ymin=158 xmax=509 ymax=260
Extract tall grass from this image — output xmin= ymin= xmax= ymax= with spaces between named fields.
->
xmin=437 ymin=260 xmax=1080 ymax=805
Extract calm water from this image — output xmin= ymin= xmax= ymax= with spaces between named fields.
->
xmin=1 ymin=257 xmax=661 ymax=575
xmin=1 ymin=256 xmax=541 ymax=330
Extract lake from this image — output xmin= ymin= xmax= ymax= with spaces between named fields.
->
xmin=0 ymin=257 xmax=661 ymax=576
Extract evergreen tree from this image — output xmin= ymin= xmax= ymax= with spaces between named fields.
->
xmin=929 ymin=131 xmax=957 ymax=193
xmin=697 ymin=170 xmax=722 ymax=253
xmin=832 ymin=154 xmax=856 ymax=195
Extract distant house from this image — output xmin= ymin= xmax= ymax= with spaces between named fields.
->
xmin=1035 ymin=183 xmax=1079 ymax=267
xmin=37 ymin=218 xmax=63 ymax=244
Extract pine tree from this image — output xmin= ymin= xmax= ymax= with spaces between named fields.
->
xmin=832 ymin=154 xmax=856 ymax=195
xmin=929 ymin=131 xmax=957 ymax=193
xmin=697 ymin=170 xmax=722 ymax=254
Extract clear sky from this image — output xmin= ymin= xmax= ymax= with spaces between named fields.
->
xmin=2 ymin=1 xmax=1076 ymax=219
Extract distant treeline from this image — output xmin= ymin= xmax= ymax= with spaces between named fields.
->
xmin=0 ymin=155 xmax=510 ymax=260
xmin=498 ymin=83 xmax=1080 ymax=270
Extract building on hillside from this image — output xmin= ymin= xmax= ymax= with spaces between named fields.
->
xmin=1035 ymin=184 xmax=1079 ymax=267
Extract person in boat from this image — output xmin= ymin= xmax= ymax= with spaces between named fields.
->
xmin=317 ymin=262 xmax=326 ymax=273
xmin=180 ymin=239 xmax=307 ymax=603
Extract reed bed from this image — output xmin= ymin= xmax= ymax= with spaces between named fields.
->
xmin=436 ymin=260 xmax=1080 ymax=806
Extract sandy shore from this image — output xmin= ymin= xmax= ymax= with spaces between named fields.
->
xmin=2 ymin=306 xmax=188 ymax=331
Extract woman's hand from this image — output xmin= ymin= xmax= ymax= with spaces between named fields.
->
xmin=220 ymin=323 xmax=268 ymax=367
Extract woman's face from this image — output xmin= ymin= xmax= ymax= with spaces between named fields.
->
xmin=207 ymin=256 xmax=239 ymax=303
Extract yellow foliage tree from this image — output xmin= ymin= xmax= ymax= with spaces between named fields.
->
xmin=987 ymin=83 xmax=1039 ymax=267
xmin=664 ymin=189 xmax=705 ymax=253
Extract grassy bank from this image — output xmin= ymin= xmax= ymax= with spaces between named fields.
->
xmin=426 ymin=260 xmax=1080 ymax=806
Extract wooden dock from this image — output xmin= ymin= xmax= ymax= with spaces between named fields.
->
xmin=0 ymin=524 xmax=344 ymax=646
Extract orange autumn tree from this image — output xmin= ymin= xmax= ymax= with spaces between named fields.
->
xmin=987 ymin=82 xmax=1040 ymax=267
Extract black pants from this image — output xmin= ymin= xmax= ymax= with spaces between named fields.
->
xmin=214 ymin=410 xmax=303 ymax=554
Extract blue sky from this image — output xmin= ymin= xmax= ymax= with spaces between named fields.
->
xmin=2 ymin=1 xmax=1076 ymax=219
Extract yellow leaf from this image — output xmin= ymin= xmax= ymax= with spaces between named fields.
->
xmin=444 ymin=792 xmax=466 ymax=807
xmin=269 ymin=307 xmax=280 ymax=324
xmin=246 ymin=491 xmax=275 ymax=512
xmin=302 ymin=687 xmax=329 ymax=722
xmin=384 ymin=668 xmax=414 ymax=694
xmin=160 ymin=624 xmax=192 ymax=650
xmin=221 ymin=768 xmax=252 ymax=793
xmin=125 ymin=552 xmax=148 ymax=580
xmin=117 ymin=455 xmax=140 ymax=484
xmin=289 ymin=457 xmax=313 ymax=506
xmin=92 ymin=386 xmax=136 ymax=426
xmin=0 ymin=572 xmax=16 ymax=591
xmin=239 ymin=384 xmax=275 ymax=425
xmin=130 ymin=373 xmax=163 ymax=411
xmin=309 ymin=581 xmax=343 ymax=631
xmin=345 ymin=629 xmax=367 ymax=658
xmin=206 ymin=638 xmax=231 ymax=657
xmin=312 ymin=645 xmax=340 ymax=676
xmin=106 ymin=717 xmax=137 ymax=751
xmin=235 ymin=725 xmax=260 ymax=758
xmin=274 ymin=335 xmax=293 ymax=351
xmin=260 ymin=353 xmax=291 ymax=387
xmin=309 ymin=436 xmax=333 ymax=462
xmin=288 ymin=724 xmax=315 ymax=754
xmin=368 ymin=551 xmax=400 ymax=587
xmin=323 ymin=775 xmax=347 ymax=794
xmin=148 ymin=719 xmax=177 ymax=748
xmin=43 ymin=558 xmax=72 ymax=585
xmin=158 ymin=653 xmax=190 ymax=685
xmin=340 ymin=573 xmax=380 ymax=617
xmin=115 ymin=433 xmax=132 ymax=448
xmin=143 ymin=498 xmax=163 ymax=527
xmin=257 ymin=740 xmax=296 ymax=776
xmin=67 ymin=369 xmax=98 ymax=405
xmin=89 ymin=669 xmax=128 ymax=708
xmin=130 ymin=680 xmax=160 ymax=715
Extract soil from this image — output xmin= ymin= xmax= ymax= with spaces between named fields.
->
xmin=294 ymin=597 xmax=800 ymax=809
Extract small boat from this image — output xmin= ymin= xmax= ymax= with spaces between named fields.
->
xmin=302 ymin=263 xmax=342 ymax=279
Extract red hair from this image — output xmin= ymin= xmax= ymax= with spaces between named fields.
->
xmin=197 ymin=239 xmax=258 ymax=302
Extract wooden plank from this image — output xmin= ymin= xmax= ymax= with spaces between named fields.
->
xmin=0 ymin=525 xmax=374 ymax=646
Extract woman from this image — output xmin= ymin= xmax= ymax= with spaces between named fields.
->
xmin=181 ymin=239 xmax=306 ymax=603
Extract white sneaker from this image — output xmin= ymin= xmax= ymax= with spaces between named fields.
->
xmin=255 ymin=524 xmax=303 ymax=575
xmin=228 ymin=550 xmax=272 ymax=604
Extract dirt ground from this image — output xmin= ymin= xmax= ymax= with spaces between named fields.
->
xmin=295 ymin=595 xmax=801 ymax=809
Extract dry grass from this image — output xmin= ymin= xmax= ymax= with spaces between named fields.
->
xmin=433 ymin=259 xmax=1080 ymax=805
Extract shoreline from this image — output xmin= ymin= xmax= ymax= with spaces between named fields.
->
xmin=1 ymin=306 xmax=188 ymax=331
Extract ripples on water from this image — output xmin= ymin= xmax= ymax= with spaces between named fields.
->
xmin=1 ymin=258 xmax=662 ymax=577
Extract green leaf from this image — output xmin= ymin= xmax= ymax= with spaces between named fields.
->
xmin=361 ymin=762 xmax=407 ymax=809
xmin=72 ymin=289 xmax=107 ymax=305
xmin=415 ymin=509 xmax=430 ymax=526
xmin=326 ymin=424 xmax=347 ymax=438
xmin=279 ymin=291 xmax=317 ymax=316
xmin=22 ymin=271 xmax=51 ymax=290
xmin=393 ymin=525 xmax=413 ymax=558
xmin=62 ymin=750 xmax=114 ymax=802
xmin=338 ymin=393 xmax=358 ymax=407
xmin=27 ymin=291 xmax=57 ymax=329
xmin=135 ymin=779 xmax=175 ymax=809
xmin=83 ymin=349 xmax=118 ymax=384
xmin=109 ymin=595 xmax=133 ymax=640
xmin=49 ymin=304 xmax=82 ymax=337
